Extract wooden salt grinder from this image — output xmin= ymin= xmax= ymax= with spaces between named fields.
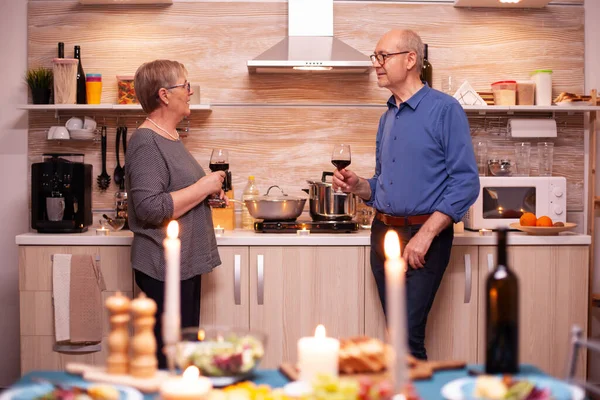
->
xmin=105 ymin=291 xmax=131 ymax=374
xmin=130 ymin=292 xmax=158 ymax=378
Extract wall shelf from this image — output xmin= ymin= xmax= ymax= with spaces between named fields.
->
xmin=463 ymin=105 xmax=600 ymax=114
xmin=18 ymin=104 xmax=211 ymax=111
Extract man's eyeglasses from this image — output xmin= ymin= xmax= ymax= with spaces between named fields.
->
xmin=369 ymin=51 xmax=410 ymax=66
xmin=166 ymin=81 xmax=191 ymax=93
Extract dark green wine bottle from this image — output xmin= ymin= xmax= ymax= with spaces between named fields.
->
xmin=485 ymin=228 xmax=519 ymax=374
xmin=74 ymin=45 xmax=87 ymax=104
xmin=420 ymin=43 xmax=433 ymax=88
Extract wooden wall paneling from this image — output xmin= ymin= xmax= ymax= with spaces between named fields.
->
xmin=28 ymin=2 xmax=583 ymax=104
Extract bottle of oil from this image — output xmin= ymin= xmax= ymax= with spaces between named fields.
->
xmin=242 ymin=176 xmax=259 ymax=230
xmin=485 ymin=227 xmax=519 ymax=374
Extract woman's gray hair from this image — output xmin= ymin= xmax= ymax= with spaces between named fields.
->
xmin=397 ymin=30 xmax=424 ymax=72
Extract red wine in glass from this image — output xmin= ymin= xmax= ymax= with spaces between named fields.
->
xmin=332 ymin=159 xmax=351 ymax=170
xmin=332 ymin=144 xmax=351 ymax=195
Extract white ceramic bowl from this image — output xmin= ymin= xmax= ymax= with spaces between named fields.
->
xmin=65 ymin=117 xmax=83 ymax=130
xmin=83 ymin=116 xmax=97 ymax=130
xmin=48 ymin=126 xmax=70 ymax=140
xmin=68 ymin=128 xmax=96 ymax=140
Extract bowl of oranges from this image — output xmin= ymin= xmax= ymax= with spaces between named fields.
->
xmin=509 ymin=213 xmax=577 ymax=235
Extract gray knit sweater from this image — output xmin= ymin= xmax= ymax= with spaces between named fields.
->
xmin=125 ymin=128 xmax=221 ymax=281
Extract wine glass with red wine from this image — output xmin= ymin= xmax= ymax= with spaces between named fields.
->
xmin=331 ymin=144 xmax=351 ymax=195
xmin=208 ymin=149 xmax=229 ymax=207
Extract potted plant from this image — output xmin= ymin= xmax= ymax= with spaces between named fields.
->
xmin=25 ymin=67 xmax=53 ymax=104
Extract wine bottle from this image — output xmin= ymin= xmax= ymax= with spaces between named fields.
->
xmin=485 ymin=228 xmax=519 ymax=374
xmin=420 ymin=43 xmax=433 ymax=88
xmin=58 ymin=42 xmax=64 ymax=58
xmin=74 ymin=45 xmax=87 ymax=104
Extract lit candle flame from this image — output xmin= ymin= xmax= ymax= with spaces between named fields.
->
xmin=167 ymin=221 xmax=179 ymax=239
xmin=314 ymin=324 xmax=326 ymax=338
xmin=183 ymin=365 xmax=200 ymax=380
xmin=384 ymin=230 xmax=401 ymax=259
xmin=197 ymin=329 xmax=205 ymax=341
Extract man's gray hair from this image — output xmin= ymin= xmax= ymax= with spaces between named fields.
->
xmin=397 ymin=30 xmax=424 ymax=72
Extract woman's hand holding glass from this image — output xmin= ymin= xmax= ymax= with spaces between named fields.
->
xmin=202 ymin=171 xmax=229 ymax=207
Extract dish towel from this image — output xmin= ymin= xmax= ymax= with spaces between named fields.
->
xmin=52 ymin=254 xmax=72 ymax=343
xmin=69 ymin=254 xmax=103 ymax=344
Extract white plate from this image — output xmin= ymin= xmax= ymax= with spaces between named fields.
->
xmin=0 ymin=381 xmax=143 ymax=400
xmin=440 ymin=376 xmax=585 ymax=400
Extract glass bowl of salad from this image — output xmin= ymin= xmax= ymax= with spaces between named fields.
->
xmin=175 ymin=327 xmax=267 ymax=386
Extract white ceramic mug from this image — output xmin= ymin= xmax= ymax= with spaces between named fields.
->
xmin=49 ymin=126 xmax=70 ymax=140
xmin=46 ymin=197 xmax=65 ymax=221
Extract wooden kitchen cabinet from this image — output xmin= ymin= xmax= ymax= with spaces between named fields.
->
xmin=200 ymin=246 xmax=250 ymax=330
xmin=477 ymin=245 xmax=589 ymax=379
xmin=19 ymin=246 xmax=133 ymax=374
xmin=364 ymin=246 xmax=479 ymax=363
xmin=248 ymin=246 xmax=365 ymax=368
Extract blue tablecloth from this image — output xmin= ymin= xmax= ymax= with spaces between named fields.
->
xmin=9 ymin=365 xmax=547 ymax=400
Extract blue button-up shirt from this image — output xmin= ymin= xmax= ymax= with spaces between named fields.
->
xmin=366 ymin=84 xmax=479 ymax=222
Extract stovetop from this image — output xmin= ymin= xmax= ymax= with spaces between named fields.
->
xmin=254 ymin=220 xmax=359 ymax=233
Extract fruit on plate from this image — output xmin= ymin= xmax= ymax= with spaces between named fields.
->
xmin=176 ymin=334 xmax=265 ymax=376
xmin=553 ymin=221 xmax=565 ymax=227
xmin=519 ymin=213 xmax=537 ymax=227
xmin=536 ymin=216 xmax=553 ymax=227
xmin=473 ymin=375 xmax=551 ymax=400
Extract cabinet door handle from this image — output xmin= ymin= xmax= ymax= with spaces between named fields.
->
xmin=234 ymin=254 xmax=241 ymax=305
xmin=487 ymin=253 xmax=494 ymax=274
xmin=257 ymin=254 xmax=264 ymax=305
xmin=464 ymin=253 xmax=472 ymax=304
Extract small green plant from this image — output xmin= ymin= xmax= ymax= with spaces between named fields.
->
xmin=25 ymin=67 xmax=53 ymax=89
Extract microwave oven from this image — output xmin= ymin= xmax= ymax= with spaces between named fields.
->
xmin=463 ymin=176 xmax=567 ymax=231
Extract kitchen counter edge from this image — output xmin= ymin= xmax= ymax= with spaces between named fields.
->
xmin=15 ymin=230 xmax=592 ymax=246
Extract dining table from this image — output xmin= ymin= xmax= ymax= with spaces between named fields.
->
xmin=3 ymin=365 xmax=558 ymax=400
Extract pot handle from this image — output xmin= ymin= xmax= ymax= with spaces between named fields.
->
xmin=265 ymin=185 xmax=287 ymax=196
xmin=322 ymin=171 xmax=334 ymax=182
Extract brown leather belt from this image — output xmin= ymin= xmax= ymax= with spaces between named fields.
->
xmin=375 ymin=211 xmax=431 ymax=227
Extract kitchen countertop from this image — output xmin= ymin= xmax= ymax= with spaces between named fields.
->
xmin=15 ymin=229 xmax=591 ymax=246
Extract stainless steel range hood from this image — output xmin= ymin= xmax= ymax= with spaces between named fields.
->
xmin=247 ymin=0 xmax=372 ymax=74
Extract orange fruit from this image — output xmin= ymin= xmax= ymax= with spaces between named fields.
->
xmin=520 ymin=212 xmax=537 ymax=227
xmin=536 ymin=216 xmax=553 ymax=227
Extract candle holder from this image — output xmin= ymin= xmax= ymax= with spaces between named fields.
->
xmin=96 ymin=227 xmax=109 ymax=236
xmin=479 ymin=228 xmax=493 ymax=236
xmin=296 ymin=228 xmax=310 ymax=236
xmin=214 ymin=226 xmax=225 ymax=236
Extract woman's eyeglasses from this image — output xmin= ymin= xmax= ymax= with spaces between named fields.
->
xmin=165 ymin=81 xmax=191 ymax=93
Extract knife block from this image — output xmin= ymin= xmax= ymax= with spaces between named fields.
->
xmin=211 ymin=188 xmax=235 ymax=230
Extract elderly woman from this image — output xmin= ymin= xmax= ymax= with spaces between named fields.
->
xmin=126 ymin=59 xmax=226 ymax=368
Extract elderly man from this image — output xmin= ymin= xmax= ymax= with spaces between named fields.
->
xmin=333 ymin=29 xmax=479 ymax=360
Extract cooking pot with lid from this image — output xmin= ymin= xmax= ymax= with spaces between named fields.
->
xmin=305 ymin=172 xmax=356 ymax=221
xmin=244 ymin=185 xmax=307 ymax=221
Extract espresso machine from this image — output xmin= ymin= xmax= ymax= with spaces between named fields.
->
xmin=31 ymin=153 xmax=93 ymax=233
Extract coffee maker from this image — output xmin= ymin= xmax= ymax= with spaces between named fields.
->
xmin=31 ymin=153 xmax=93 ymax=233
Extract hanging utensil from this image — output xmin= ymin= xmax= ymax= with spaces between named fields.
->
xmin=113 ymin=126 xmax=124 ymax=187
xmin=121 ymin=126 xmax=128 ymax=188
xmin=97 ymin=126 xmax=110 ymax=191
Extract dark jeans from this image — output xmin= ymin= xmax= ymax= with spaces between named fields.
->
xmin=134 ymin=270 xmax=202 ymax=369
xmin=370 ymin=218 xmax=453 ymax=360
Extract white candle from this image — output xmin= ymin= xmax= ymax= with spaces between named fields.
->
xmin=214 ymin=225 xmax=224 ymax=236
xmin=96 ymin=227 xmax=109 ymax=236
xmin=384 ymin=230 xmax=409 ymax=394
xmin=160 ymin=366 xmax=212 ymax=400
xmin=163 ymin=221 xmax=181 ymax=368
xmin=297 ymin=324 xmax=339 ymax=383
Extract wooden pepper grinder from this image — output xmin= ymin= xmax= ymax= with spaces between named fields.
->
xmin=130 ymin=292 xmax=158 ymax=378
xmin=105 ymin=291 xmax=131 ymax=374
